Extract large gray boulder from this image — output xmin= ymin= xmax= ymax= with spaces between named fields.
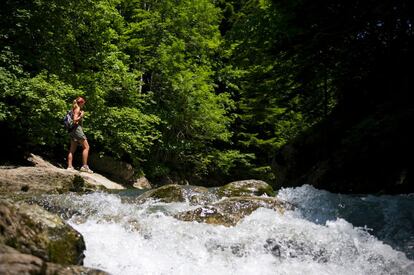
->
xmin=0 ymin=166 xmax=92 ymax=195
xmin=0 ymin=154 xmax=125 ymax=196
xmin=0 ymin=199 xmax=85 ymax=265
xmin=89 ymin=153 xmax=135 ymax=184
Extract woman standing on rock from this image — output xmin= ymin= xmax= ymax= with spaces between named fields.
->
xmin=67 ymin=97 xmax=93 ymax=173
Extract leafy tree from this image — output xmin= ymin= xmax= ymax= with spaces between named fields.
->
xmin=0 ymin=48 xmax=81 ymax=157
xmin=215 ymin=0 xmax=320 ymax=182
xmin=118 ymin=0 xmax=237 ymax=182
xmin=0 ymin=0 xmax=162 ymax=169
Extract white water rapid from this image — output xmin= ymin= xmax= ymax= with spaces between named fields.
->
xmin=53 ymin=185 xmax=414 ymax=275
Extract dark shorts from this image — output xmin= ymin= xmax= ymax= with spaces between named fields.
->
xmin=69 ymin=126 xmax=87 ymax=142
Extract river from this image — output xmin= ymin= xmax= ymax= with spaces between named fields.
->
xmin=49 ymin=184 xmax=414 ymax=274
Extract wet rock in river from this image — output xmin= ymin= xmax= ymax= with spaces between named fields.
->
xmin=137 ymin=179 xmax=276 ymax=205
xmin=175 ymin=196 xmax=292 ymax=227
xmin=136 ymin=184 xmax=214 ymax=204
xmin=217 ymin=179 xmax=275 ymax=198
xmin=0 ymin=199 xmax=85 ymax=265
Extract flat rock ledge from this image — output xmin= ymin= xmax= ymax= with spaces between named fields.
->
xmin=0 ymin=154 xmax=125 ymax=196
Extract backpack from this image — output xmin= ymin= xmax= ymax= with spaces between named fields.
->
xmin=63 ymin=110 xmax=74 ymax=131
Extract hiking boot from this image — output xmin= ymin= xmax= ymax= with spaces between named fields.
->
xmin=80 ymin=165 xmax=94 ymax=173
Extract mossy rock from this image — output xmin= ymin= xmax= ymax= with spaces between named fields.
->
xmin=137 ymin=184 xmax=212 ymax=204
xmin=175 ymin=196 xmax=292 ymax=227
xmin=0 ymin=199 xmax=85 ymax=265
xmin=175 ymin=206 xmax=236 ymax=226
xmin=61 ymin=174 xmax=105 ymax=194
xmin=137 ymin=184 xmax=185 ymax=203
xmin=214 ymin=196 xmax=291 ymax=217
xmin=217 ymin=180 xmax=275 ymax=198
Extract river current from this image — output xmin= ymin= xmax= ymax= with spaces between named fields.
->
xmin=53 ymin=184 xmax=414 ymax=275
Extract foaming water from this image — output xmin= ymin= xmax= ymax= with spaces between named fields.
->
xmin=277 ymin=185 xmax=414 ymax=259
xmin=56 ymin=188 xmax=414 ymax=275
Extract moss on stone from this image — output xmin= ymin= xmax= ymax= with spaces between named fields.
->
xmin=217 ymin=180 xmax=275 ymax=198
xmin=175 ymin=196 xmax=292 ymax=227
xmin=138 ymin=184 xmax=185 ymax=203
xmin=48 ymin=227 xmax=85 ymax=265
xmin=153 ymin=185 xmax=184 ymax=202
xmin=70 ymin=175 xmax=85 ymax=192
xmin=0 ymin=200 xmax=86 ymax=266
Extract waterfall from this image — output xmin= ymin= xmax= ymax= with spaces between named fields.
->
xmin=47 ymin=185 xmax=414 ymax=275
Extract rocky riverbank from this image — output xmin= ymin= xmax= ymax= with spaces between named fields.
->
xmin=0 ymin=154 xmax=128 ymax=274
xmin=0 ymin=154 xmax=291 ymax=274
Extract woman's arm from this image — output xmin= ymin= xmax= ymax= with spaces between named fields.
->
xmin=73 ymin=107 xmax=84 ymax=124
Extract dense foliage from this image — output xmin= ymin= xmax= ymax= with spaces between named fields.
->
xmin=1 ymin=0 xmax=413 ymax=191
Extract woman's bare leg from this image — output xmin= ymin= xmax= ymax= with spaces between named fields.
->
xmin=80 ymin=139 xmax=90 ymax=166
xmin=67 ymin=140 xmax=78 ymax=168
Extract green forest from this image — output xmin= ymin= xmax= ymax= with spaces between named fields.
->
xmin=1 ymin=0 xmax=413 ymax=193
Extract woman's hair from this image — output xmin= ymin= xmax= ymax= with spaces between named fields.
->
xmin=72 ymin=97 xmax=86 ymax=110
